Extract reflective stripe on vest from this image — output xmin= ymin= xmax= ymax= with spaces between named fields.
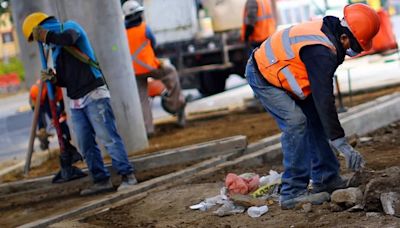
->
xmin=126 ymin=22 xmax=160 ymax=75
xmin=131 ymin=40 xmax=157 ymax=72
xmin=255 ymin=21 xmax=335 ymax=99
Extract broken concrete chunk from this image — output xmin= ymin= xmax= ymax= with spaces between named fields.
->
xmin=331 ymin=187 xmax=363 ymax=208
xmin=364 ymin=166 xmax=400 ymax=211
xmin=380 ymin=192 xmax=400 ymax=217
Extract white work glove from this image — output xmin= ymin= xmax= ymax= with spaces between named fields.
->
xmin=331 ymin=137 xmax=365 ymax=171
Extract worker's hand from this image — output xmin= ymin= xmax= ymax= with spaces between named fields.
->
xmin=41 ymin=68 xmax=56 ymax=84
xmin=32 ymin=26 xmax=49 ymax=43
xmin=331 ymin=137 xmax=365 ymax=171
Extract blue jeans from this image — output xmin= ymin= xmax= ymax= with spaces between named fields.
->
xmin=70 ymin=98 xmax=134 ymax=183
xmin=245 ymin=56 xmax=340 ymax=201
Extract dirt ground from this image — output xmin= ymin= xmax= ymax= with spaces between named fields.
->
xmin=2 ymin=85 xmax=400 ymax=182
xmin=83 ymin=121 xmax=400 ymax=228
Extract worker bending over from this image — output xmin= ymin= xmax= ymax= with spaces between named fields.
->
xmin=245 ymin=3 xmax=380 ymax=209
xmin=123 ymin=0 xmax=187 ymax=136
xmin=23 ymin=12 xmax=137 ymax=194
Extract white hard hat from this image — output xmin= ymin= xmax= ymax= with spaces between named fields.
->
xmin=122 ymin=0 xmax=144 ymax=17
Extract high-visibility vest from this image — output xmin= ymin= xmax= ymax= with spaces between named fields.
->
xmin=126 ymin=22 xmax=160 ymax=75
xmin=254 ymin=20 xmax=336 ymax=99
xmin=241 ymin=0 xmax=276 ymax=43
xmin=30 ymin=80 xmax=63 ymax=106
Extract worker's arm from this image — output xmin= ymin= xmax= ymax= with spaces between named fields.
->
xmin=300 ymin=45 xmax=345 ymax=140
xmin=45 ymin=29 xmax=80 ymax=46
xmin=145 ymin=26 xmax=156 ymax=49
xmin=244 ymin=0 xmax=258 ymax=42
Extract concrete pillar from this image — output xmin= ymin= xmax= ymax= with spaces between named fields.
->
xmin=55 ymin=0 xmax=148 ymax=152
xmin=10 ymin=0 xmax=57 ymax=89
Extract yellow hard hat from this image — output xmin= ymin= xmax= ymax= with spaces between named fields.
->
xmin=22 ymin=12 xmax=52 ymax=42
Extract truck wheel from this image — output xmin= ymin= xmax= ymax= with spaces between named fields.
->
xmin=198 ymin=71 xmax=228 ymax=97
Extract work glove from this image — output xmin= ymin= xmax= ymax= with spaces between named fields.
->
xmin=331 ymin=137 xmax=365 ymax=171
xmin=32 ymin=26 xmax=49 ymax=43
xmin=41 ymin=68 xmax=57 ymax=84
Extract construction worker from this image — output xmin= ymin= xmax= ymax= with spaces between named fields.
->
xmin=241 ymin=0 xmax=276 ymax=53
xmin=23 ymin=12 xmax=137 ymax=193
xmin=122 ymin=0 xmax=187 ymax=136
xmin=245 ymin=3 xmax=380 ymax=209
xmin=29 ymin=80 xmax=82 ymax=164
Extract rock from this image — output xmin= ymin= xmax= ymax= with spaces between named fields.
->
xmin=230 ymin=194 xmax=266 ymax=207
xmin=329 ymin=202 xmax=344 ymax=212
xmin=301 ymin=203 xmax=312 ymax=213
xmin=380 ymin=192 xmax=400 ymax=217
xmin=364 ymin=166 xmax=400 ymax=211
xmin=331 ymin=187 xmax=363 ymax=208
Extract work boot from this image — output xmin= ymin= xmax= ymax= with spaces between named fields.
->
xmin=312 ymin=176 xmax=348 ymax=194
xmin=80 ymin=179 xmax=114 ymax=196
xmin=176 ymin=104 xmax=186 ymax=128
xmin=280 ymin=192 xmax=330 ymax=210
xmin=117 ymin=173 xmax=138 ymax=192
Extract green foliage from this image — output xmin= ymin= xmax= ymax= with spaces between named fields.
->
xmin=0 ymin=57 xmax=25 ymax=81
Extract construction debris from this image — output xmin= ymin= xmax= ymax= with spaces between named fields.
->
xmin=380 ymin=192 xmax=400 ymax=217
xmin=331 ymin=187 xmax=363 ymax=208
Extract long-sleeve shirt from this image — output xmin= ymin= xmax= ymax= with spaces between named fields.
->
xmin=298 ymin=16 xmax=347 ymax=140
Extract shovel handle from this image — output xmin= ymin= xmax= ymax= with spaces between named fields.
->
xmin=38 ymin=42 xmax=65 ymax=153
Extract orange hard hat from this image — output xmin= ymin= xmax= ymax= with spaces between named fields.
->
xmin=343 ymin=3 xmax=380 ymax=51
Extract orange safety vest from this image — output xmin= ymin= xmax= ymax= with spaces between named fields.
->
xmin=30 ymin=80 xmax=63 ymax=106
xmin=126 ymin=22 xmax=160 ymax=75
xmin=254 ymin=20 xmax=336 ymax=99
xmin=241 ymin=0 xmax=276 ymax=43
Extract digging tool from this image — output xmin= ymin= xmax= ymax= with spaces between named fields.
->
xmin=24 ymin=48 xmax=50 ymax=176
xmin=37 ymin=42 xmax=86 ymax=183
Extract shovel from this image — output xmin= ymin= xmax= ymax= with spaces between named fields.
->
xmin=37 ymin=42 xmax=86 ymax=183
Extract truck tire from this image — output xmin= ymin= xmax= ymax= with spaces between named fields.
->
xmin=198 ymin=71 xmax=229 ymax=97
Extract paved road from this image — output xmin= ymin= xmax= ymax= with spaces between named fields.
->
xmin=0 ymin=111 xmax=32 ymax=161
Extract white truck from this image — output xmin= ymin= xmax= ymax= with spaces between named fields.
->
xmin=140 ymin=0 xmax=248 ymax=96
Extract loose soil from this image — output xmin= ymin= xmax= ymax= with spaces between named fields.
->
xmin=2 ymin=85 xmax=400 ymax=183
xmin=83 ymin=121 xmax=400 ymax=228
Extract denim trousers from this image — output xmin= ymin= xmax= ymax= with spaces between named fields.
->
xmin=70 ymin=98 xmax=134 ymax=183
xmin=245 ymin=56 xmax=340 ymax=201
